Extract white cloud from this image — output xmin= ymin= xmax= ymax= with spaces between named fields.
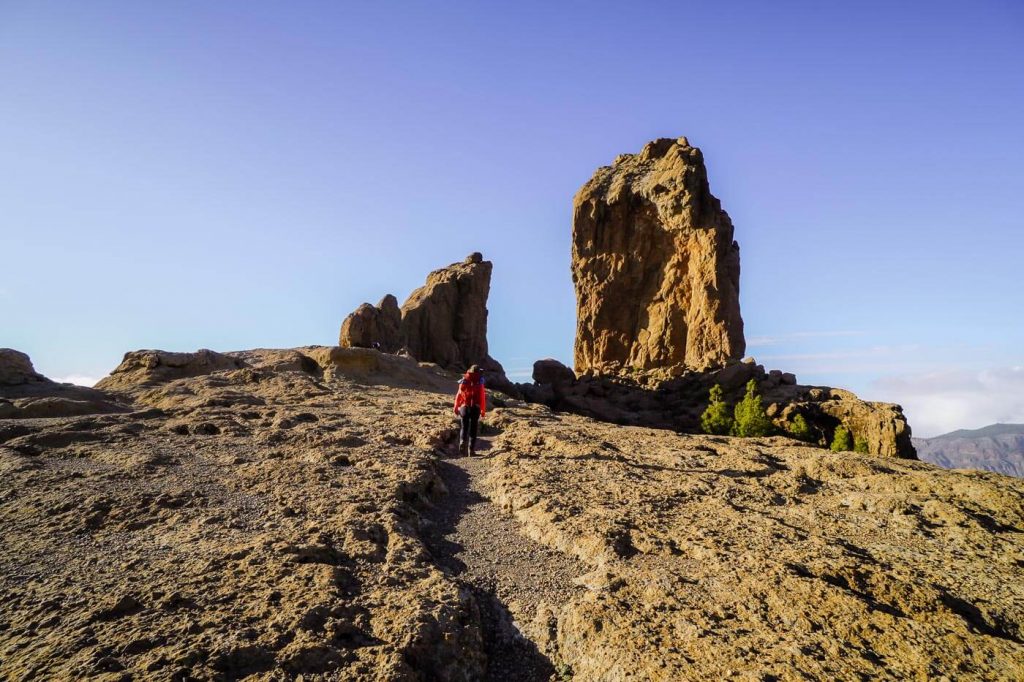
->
xmin=51 ymin=375 xmax=101 ymax=388
xmin=873 ymin=367 xmax=1024 ymax=438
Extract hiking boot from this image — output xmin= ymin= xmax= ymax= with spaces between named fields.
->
xmin=459 ymin=441 xmax=470 ymax=457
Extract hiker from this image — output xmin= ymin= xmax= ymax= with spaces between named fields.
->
xmin=453 ymin=364 xmax=486 ymax=456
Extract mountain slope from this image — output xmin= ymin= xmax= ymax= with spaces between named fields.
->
xmin=2 ymin=348 xmax=1023 ymax=680
xmin=915 ymin=424 xmax=1024 ymax=477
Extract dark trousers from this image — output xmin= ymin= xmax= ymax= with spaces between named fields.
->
xmin=458 ymin=405 xmax=480 ymax=446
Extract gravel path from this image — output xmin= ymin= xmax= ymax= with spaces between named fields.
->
xmin=422 ymin=442 xmax=586 ymax=681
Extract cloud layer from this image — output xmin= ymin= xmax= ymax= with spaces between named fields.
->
xmin=51 ymin=375 xmax=101 ymax=388
xmin=874 ymin=366 xmax=1024 ymax=438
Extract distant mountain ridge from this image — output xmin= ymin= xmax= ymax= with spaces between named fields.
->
xmin=914 ymin=423 xmax=1024 ymax=477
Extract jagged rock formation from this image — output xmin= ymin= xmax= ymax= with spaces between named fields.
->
xmin=572 ymin=137 xmax=744 ymax=377
xmin=790 ymin=387 xmax=914 ymax=457
xmin=338 ymin=253 xmax=514 ymax=394
xmin=0 ymin=349 xmax=126 ymax=419
xmin=338 ymin=295 xmax=401 ymax=352
xmin=399 ymin=253 xmax=494 ymax=372
xmin=536 ymin=137 xmax=916 ymax=458
xmin=2 ymin=346 xmax=1020 ymax=679
xmin=915 ymin=424 xmax=1024 ymax=477
xmin=523 ymin=358 xmax=917 ymax=458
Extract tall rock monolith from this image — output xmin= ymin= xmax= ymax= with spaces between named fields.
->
xmin=399 ymin=252 xmax=494 ymax=372
xmin=572 ymin=137 xmax=745 ymax=377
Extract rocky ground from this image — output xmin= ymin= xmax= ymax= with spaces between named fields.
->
xmin=2 ymin=347 xmax=1024 ymax=680
xmin=485 ymin=410 xmax=1024 ymax=680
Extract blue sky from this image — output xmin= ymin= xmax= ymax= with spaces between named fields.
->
xmin=1 ymin=1 xmax=1022 ymax=436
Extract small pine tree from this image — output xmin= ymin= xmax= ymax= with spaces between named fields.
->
xmin=788 ymin=413 xmax=814 ymax=442
xmin=830 ymin=425 xmax=853 ymax=452
xmin=854 ymin=436 xmax=870 ymax=454
xmin=700 ymin=384 xmax=733 ymax=435
xmin=732 ymin=379 xmax=774 ymax=437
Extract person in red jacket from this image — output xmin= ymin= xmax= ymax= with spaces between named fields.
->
xmin=453 ymin=364 xmax=486 ymax=456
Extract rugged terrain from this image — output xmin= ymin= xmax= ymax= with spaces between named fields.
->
xmin=915 ymin=424 xmax=1024 ymax=477
xmin=3 ymin=348 xmax=1024 ymax=680
xmin=2 ymin=135 xmax=1005 ymax=679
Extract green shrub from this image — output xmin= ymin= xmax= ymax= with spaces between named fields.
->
xmin=732 ymin=379 xmax=774 ymax=437
xmin=830 ymin=425 xmax=853 ymax=452
xmin=700 ymin=384 xmax=733 ymax=435
xmin=788 ymin=413 xmax=814 ymax=442
xmin=854 ymin=436 xmax=870 ymax=454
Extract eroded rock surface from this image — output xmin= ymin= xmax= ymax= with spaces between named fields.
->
xmin=1 ymin=347 xmax=484 ymax=680
xmin=484 ymin=406 xmax=1024 ymax=680
xmin=0 ymin=349 xmax=46 ymax=385
xmin=0 ymin=350 xmax=127 ymax=419
xmin=96 ymin=349 xmax=244 ymax=392
xmin=1 ymin=347 xmax=1019 ymax=680
xmin=572 ymin=137 xmax=744 ymax=377
xmin=524 ymin=359 xmax=916 ymax=458
xmin=399 ymin=252 xmax=493 ymax=372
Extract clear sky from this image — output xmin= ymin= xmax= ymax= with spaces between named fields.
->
xmin=2 ymin=1 xmax=1022 ymax=437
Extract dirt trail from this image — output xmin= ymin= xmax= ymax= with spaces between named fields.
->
xmin=421 ymin=441 xmax=587 ymax=681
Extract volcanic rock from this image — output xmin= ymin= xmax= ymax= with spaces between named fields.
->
xmin=0 ymin=348 xmax=45 ymax=385
xmin=399 ymin=253 xmax=493 ymax=371
xmin=96 ymin=349 xmax=245 ymax=392
xmin=1 ymin=345 xmax=1018 ymax=680
xmin=572 ymin=137 xmax=744 ymax=377
xmin=532 ymin=359 xmax=576 ymax=387
xmin=0 ymin=349 xmax=127 ymax=418
xmin=338 ymin=295 xmax=401 ymax=352
xmin=337 ymin=253 xmax=515 ymax=394
xmin=812 ymin=388 xmax=914 ymax=457
xmin=485 ymin=408 xmax=1024 ymax=680
xmin=520 ymin=361 xmax=917 ymax=458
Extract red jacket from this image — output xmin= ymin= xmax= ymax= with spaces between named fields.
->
xmin=454 ymin=372 xmax=486 ymax=417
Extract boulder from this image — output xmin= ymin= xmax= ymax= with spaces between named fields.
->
xmin=532 ymin=359 xmax=576 ymax=386
xmin=816 ymin=389 xmax=915 ymax=458
xmin=0 ymin=348 xmax=45 ymax=386
xmin=572 ymin=137 xmax=744 ymax=377
xmin=339 ymin=295 xmax=401 ymax=352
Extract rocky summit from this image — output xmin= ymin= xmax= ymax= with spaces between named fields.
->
xmin=1 ymin=348 xmax=1022 ymax=680
xmin=3 ymin=137 xmax=1018 ymax=680
xmin=572 ymin=137 xmax=744 ymax=377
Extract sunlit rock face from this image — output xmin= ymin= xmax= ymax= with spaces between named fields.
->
xmin=572 ymin=137 xmax=744 ymax=377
